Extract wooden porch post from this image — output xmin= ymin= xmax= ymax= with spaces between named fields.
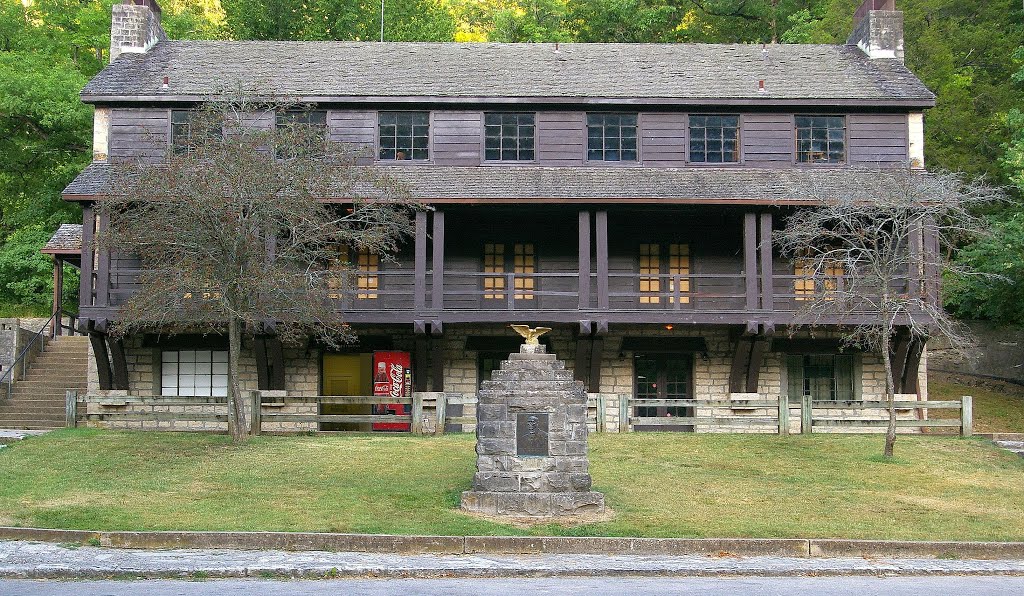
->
xmin=431 ymin=211 xmax=445 ymax=310
xmin=414 ymin=210 xmax=427 ymax=311
xmin=578 ymin=210 xmax=591 ymax=310
xmin=52 ymin=257 xmax=64 ymax=336
xmin=743 ymin=212 xmax=758 ymax=312
xmin=759 ymin=212 xmax=773 ymax=311
xmin=596 ymin=211 xmax=608 ymax=310
xmin=80 ymin=206 xmax=95 ymax=309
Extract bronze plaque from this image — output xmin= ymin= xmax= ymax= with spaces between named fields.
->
xmin=516 ymin=413 xmax=549 ymax=456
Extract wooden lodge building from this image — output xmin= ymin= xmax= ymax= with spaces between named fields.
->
xmin=58 ymin=0 xmax=943 ymax=432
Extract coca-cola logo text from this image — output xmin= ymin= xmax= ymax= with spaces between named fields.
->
xmin=389 ymin=363 xmax=404 ymax=398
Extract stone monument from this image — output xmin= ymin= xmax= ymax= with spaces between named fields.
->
xmin=460 ymin=326 xmax=606 ymax=517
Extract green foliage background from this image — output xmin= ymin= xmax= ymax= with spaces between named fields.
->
xmin=1 ymin=0 xmax=1021 ymax=320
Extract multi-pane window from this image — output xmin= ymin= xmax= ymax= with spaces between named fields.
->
xmin=639 ymin=243 xmax=690 ymax=304
xmin=378 ymin=111 xmax=429 ymax=160
xmin=171 ymin=110 xmax=220 ymax=156
xmin=688 ymin=115 xmax=739 ymax=163
xmin=484 ymin=113 xmax=535 ymax=161
xmin=161 ymin=350 xmax=228 ymax=397
xmin=483 ymin=243 xmax=535 ymax=300
xmin=794 ymin=259 xmax=844 ymax=301
xmin=276 ymin=110 xmax=327 ymax=158
xmin=634 ymin=355 xmax=693 ymax=422
xmin=796 ymin=116 xmax=846 ymax=164
xmin=786 ymin=354 xmax=855 ymax=401
xmin=330 ymin=245 xmax=379 ymax=300
xmin=587 ymin=113 xmax=638 ymax=161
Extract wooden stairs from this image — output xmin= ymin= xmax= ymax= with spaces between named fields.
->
xmin=0 ymin=335 xmax=88 ymax=430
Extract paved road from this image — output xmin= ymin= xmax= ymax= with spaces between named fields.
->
xmin=3 ymin=577 xmax=1024 ymax=595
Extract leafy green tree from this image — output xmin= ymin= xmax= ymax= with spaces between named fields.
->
xmin=221 ymin=0 xmax=457 ymax=41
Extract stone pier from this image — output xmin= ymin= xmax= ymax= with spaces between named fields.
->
xmin=461 ymin=344 xmax=605 ymax=517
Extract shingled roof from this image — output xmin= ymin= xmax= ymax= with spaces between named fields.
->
xmin=40 ymin=224 xmax=83 ymax=255
xmin=81 ymin=42 xmax=934 ymax=106
xmin=62 ymin=161 xmax=899 ymax=204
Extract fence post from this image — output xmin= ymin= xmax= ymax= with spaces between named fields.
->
xmin=412 ymin=392 xmax=424 ymax=435
xmin=777 ymin=394 xmax=789 ymax=435
xmin=961 ymin=395 xmax=973 ymax=437
xmin=435 ymin=392 xmax=447 ymax=435
xmin=801 ymin=393 xmax=813 ymax=435
xmin=618 ymin=394 xmax=629 ymax=433
xmin=250 ymin=391 xmax=261 ymax=436
xmin=65 ymin=390 xmax=77 ymax=428
xmin=596 ymin=393 xmax=606 ymax=433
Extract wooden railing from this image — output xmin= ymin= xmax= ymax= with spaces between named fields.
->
xmin=623 ymin=395 xmax=974 ymax=435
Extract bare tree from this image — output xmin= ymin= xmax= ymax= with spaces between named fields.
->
xmin=100 ymin=93 xmax=418 ymax=442
xmin=775 ymin=168 xmax=1004 ymax=457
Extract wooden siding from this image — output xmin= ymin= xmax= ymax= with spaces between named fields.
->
xmin=536 ymin=111 xmax=585 ymax=165
xmin=108 ymin=108 xmax=168 ymax=162
xmin=848 ymin=113 xmax=908 ymax=165
xmin=328 ymin=110 xmax=375 ymax=164
xmin=741 ymin=113 xmax=793 ymax=165
xmin=640 ymin=113 xmax=687 ymax=166
xmin=432 ymin=111 xmax=483 ymax=166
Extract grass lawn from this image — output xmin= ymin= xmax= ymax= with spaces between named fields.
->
xmin=1 ymin=429 xmax=1023 ymax=541
xmin=928 ymin=372 xmax=1024 ymax=434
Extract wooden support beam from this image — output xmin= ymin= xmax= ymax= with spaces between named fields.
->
xmin=909 ymin=217 xmax=922 ymax=299
xmin=578 ymin=210 xmax=591 ymax=310
xmin=759 ymin=212 xmax=774 ymax=311
xmin=746 ymin=337 xmax=769 ymax=394
xmin=266 ymin=337 xmax=286 ymax=391
xmin=574 ymin=337 xmax=592 ymax=386
xmin=431 ymin=210 xmax=445 ymax=310
xmin=430 ymin=335 xmax=444 ymax=392
xmin=95 ymin=212 xmax=110 ymax=308
xmin=253 ymin=336 xmax=270 ymax=391
xmin=596 ymin=210 xmax=609 ymax=310
xmin=728 ymin=336 xmax=753 ymax=393
xmin=80 ymin=206 xmax=95 ymax=308
xmin=52 ymin=258 xmax=63 ymax=336
xmin=589 ymin=337 xmax=604 ymax=393
xmin=109 ymin=338 xmax=129 ymax=390
xmin=414 ymin=210 xmax=427 ymax=311
xmin=89 ymin=331 xmax=113 ymax=391
xmin=889 ymin=329 xmax=911 ymax=393
xmin=413 ymin=335 xmax=429 ymax=393
xmin=744 ymin=212 xmax=758 ymax=311
xmin=901 ymin=338 xmax=925 ymax=394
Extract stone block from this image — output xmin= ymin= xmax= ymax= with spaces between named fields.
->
xmin=551 ymin=492 xmax=605 ymax=515
xmin=473 ymin=472 xmax=519 ymax=492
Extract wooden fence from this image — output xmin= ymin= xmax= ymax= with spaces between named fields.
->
xmin=68 ymin=391 xmax=973 ymax=437
xmin=622 ymin=395 xmax=973 ymax=436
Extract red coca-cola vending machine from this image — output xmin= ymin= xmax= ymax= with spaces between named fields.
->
xmin=371 ymin=351 xmax=412 ymax=432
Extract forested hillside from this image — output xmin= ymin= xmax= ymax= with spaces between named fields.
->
xmin=1 ymin=0 xmax=1021 ymax=320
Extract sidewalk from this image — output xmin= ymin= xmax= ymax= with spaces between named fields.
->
xmin=2 ymin=540 xmax=1024 ymax=580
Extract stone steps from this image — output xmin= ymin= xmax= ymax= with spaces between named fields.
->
xmin=0 ymin=336 xmax=88 ymax=430
xmin=489 ymin=370 xmax=574 ymax=382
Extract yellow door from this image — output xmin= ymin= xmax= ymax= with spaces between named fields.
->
xmin=322 ymin=353 xmax=372 ymax=431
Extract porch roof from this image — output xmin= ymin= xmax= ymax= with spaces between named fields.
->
xmin=40 ymin=224 xmax=83 ymax=256
xmin=62 ymin=162 xmax=905 ymax=205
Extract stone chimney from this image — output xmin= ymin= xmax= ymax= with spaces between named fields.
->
xmin=847 ymin=0 xmax=903 ymax=62
xmin=109 ymin=0 xmax=167 ymax=62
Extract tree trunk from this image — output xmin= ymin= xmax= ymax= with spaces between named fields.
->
xmin=227 ymin=316 xmax=248 ymax=442
xmin=880 ymin=341 xmax=897 ymax=458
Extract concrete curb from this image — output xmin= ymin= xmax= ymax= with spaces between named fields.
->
xmin=2 ymin=527 xmax=1023 ymax=560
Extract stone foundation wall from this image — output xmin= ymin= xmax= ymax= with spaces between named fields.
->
xmin=80 ymin=324 xmax=937 ymax=434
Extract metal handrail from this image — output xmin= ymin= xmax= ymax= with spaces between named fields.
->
xmin=0 ymin=310 xmax=61 ymax=402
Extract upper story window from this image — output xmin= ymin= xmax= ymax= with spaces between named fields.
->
xmin=639 ymin=243 xmax=690 ymax=305
xmin=796 ymin=116 xmax=845 ymax=164
xmin=587 ymin=113 xmax=638 ymax=162
xmin=275 ymin=110 xmax=327 ymax=158
xmin=171 ymin=109 xmax=221 ymax=156
xmin=689 ymin=115 xmax=739 ymax=163
xmin=484 ymin=113 xmax=535 ymax=161
xmin=378 ymin=111 xmax=429 ymax=161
